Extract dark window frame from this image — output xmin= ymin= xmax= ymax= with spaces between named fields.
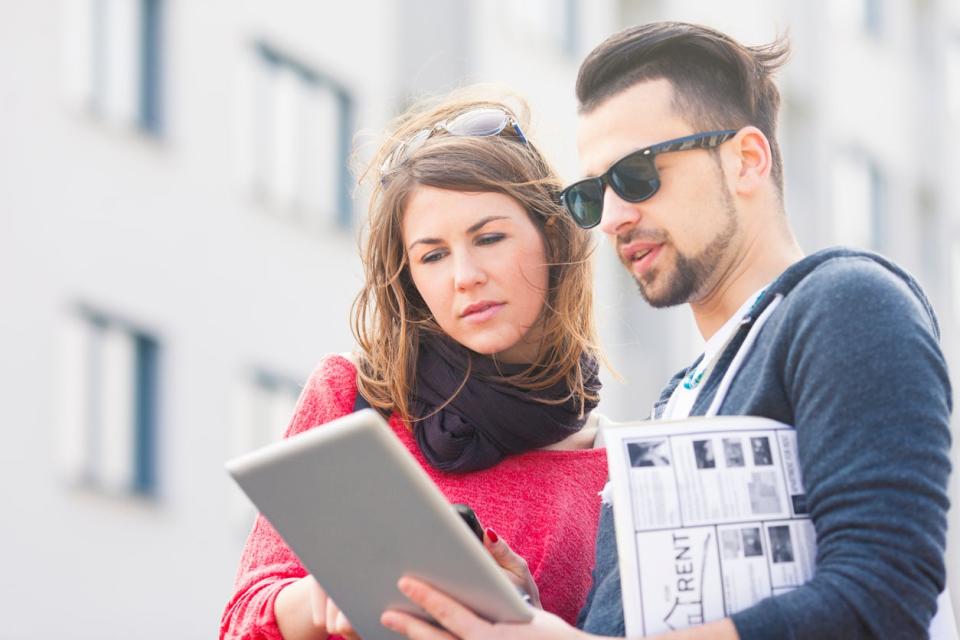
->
xmin=72 ymin=306 xmax=161 ymax=498
xmin=254 ymin=41 xmax=355 ymax=228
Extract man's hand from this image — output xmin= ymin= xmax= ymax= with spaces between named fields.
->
xmin=379 ymin=576 xmax=741 ymax=640
xmin=380 ymin=577 xmax=593 ymax=640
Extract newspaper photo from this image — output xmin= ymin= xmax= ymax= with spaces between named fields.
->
xmin=602 ymin=415 xmax=957 ymax=638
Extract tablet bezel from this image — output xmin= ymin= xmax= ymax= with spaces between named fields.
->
xmin=226 ymin=408 xmax=534 ymax=639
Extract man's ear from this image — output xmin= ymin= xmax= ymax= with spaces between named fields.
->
xmin=727 ymin=126 xmax=773 ymax=197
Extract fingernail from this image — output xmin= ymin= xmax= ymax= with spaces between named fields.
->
xmin=381 ymin=612 xmax=399 ymax=630
xmin=397 ymin=577 xmax=412 ymax=595
xmin=485 ymin=528 xmax=499 ymax=543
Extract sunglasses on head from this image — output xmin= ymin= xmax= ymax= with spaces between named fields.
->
xmin=380 ymin=107 xmax=528 ymax=177
xmin=559 ymin=129 xmax=738 ymax=229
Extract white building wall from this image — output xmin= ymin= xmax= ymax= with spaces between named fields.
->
xmin=1 ymin=1 xmax=393 ymax=637
xmin=0 ymin=0 xmax=956 ymax=636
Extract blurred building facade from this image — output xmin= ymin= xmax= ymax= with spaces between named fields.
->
xmin=0 ymin=0 xmax=957 ymax=637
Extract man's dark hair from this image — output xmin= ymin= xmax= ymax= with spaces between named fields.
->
xmin=576 ymin=22 xmax=790 ymax=192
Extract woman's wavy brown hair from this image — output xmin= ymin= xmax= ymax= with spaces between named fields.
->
xmin=351 ymin=87 xmax=599 ymax=426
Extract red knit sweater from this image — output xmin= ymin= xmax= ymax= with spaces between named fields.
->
xmin=221 ymin=355 xmax=608 ymax=639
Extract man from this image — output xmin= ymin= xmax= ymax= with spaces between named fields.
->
xmin=381 ymin=22 xmax=952 ymax=639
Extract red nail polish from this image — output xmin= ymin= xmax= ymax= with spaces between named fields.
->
xmin=485 ymin=528 xmax=499 ymax=543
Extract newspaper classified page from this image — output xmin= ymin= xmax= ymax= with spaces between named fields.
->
xmin=603 ymin=416 xmax=815 ymax=637
xmin=604 ymin=416 xmax=958 ymax=638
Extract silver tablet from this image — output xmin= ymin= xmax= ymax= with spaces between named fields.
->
xmin=226 ymin=408 xmax=534 ymax=639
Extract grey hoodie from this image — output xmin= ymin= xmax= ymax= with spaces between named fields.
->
xmin=578 ymin=248 xmax=953 ymax=639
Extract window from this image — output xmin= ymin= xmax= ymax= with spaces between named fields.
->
xmin=619 ymin=0 xmax=659 ymax=34
xmin=501 ymin=0 xmax=579 ymax=57
xmin=948 ymin=36 xmax=960 ymax=121
xmin=57 ymin=308 xmax=159 ymax=497
xmin=917 ymin=188 xmax=942 ymax=290
xmin=863 ymin=0 xmax=883 ymax=36
xmin=237 ymin=42 xmax=355 ymax=229
xmin=951 ymin=240 xmax=960 ymax=321
xmin=234 ymin=369 xmax=302 ymax=453
xmin=828 ymin=0 xmax=884 ymax=37
xmin=230 ymin=368 xmax=302 ymax=530
xmin=62 ymin=0 xmax=164 ymax=134
xmin=562 ymin=0 xmax=579 ymax=58
xmin=831 ymin=153 xmax=885 ymax=250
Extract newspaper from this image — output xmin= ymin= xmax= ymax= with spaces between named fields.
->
xmin=602 ymin=415 xmax=958 ymax=638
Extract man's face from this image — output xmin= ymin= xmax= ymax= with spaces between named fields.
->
xmin=576 ymin=79 xmax=740 ymax=308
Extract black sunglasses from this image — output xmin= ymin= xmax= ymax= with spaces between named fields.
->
xmin=560 ymin=129 xmax=738 ymax=229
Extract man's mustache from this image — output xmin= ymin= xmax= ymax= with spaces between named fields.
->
xmin=617 ymin=228 xmax=669 ymax=248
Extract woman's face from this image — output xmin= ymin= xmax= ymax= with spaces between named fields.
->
xmin=402 ymin=186 xmax=549 ymax=364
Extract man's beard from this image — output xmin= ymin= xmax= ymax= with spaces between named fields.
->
xmin=634 ymin=187 xmax=739 ymax=308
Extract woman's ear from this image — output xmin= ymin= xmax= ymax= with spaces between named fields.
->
xmin=728 ymin=126 xmax=773 ymax=197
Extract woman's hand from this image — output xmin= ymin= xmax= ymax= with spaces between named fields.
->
xmin=272 ymin=530 xmax=532 ymax=639
xmin=322 ymin=589 xmax=361 ymax=640
xmin=275 ymin=575 xmax=362 ymax=640
xmin=482 ymin=528 xmax=541 ymax=610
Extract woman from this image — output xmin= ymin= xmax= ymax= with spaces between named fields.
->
xmin=220 ymin=90 xmax=608 ymax=640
